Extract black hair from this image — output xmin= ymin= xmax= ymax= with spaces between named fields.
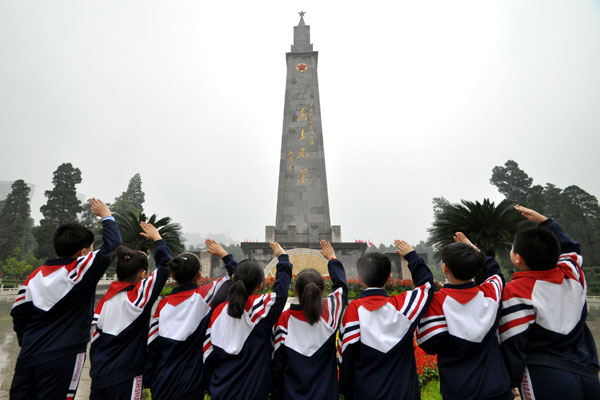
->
xmin=53 ymin=223 xmax=95 ymax=258
xmin=170 ymin=252 xmax=200 ymax=284
xmin=440 ymin=242 xmax=486 ymax=281
xmin=356 ymin=252 xmax=391 ymax=288
xmin=228 ymin=259 xmax=264 ymax=319
xmin=295 ymin=268 xmax=325 ymax=325
xmin=513 ymin=227 xmax=560 ymax=271
xmin=116 ymin=246 xmax=149 ymax=281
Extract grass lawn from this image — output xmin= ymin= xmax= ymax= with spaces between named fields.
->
xmin=421 ymin=379 xmax=442 ymax=400
xmin=144 ymin=382 xmax=443 ymax=399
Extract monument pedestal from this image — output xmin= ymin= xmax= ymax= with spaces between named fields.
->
xmin=241 ymin=241 xmax=367 ymax=278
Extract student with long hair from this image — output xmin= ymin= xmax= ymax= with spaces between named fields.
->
xmin=271 ymin=240 xmax=347 ymax=400
xmin=203 ymin=242 xmax=293 ymax=400
xmin=145 ymin=239 xmax=236 ymax=400
xmin=90 ymin=222 xmax=170 ymax=400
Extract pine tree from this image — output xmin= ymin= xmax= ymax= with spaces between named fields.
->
xmin=33 ymin=163 xmax=83 ymax=259
xmin=0 ymin=180 xmax=34 ymax=260
xmin=112 ymin=173 xmax=145 ymax=216
xmin=490 ymin=160 xmax=534 ymax=205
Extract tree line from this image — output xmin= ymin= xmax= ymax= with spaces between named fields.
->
xmin=1 ymin=160 xmax=598 ymax=289
xmin=0 ymin=163 xmax=185 ymax=283
xmin=427 ymin=160 xmax=600 ymax=291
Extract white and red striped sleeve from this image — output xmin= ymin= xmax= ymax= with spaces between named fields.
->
xmin=272 ymin=311 xmax=290 ymax=356
xmin=337 ymin=303 xmax=361 ymax=362
xmin=498 ymin=281 xmax=536 ymax=343
xmin=323 ymin=287 xmax=344 ymax=330
xmin=398 ymin=281 xmax=433 ymax=323
xmin=127 ymin=270 xmax=159 ymax=309
xmin=415 ymin=294 xmax=447 ymax=346
xmin=247 ymin=293 xmax=277 ymax=325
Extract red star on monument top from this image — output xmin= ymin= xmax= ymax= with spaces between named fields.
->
xmin=298 ymin=11 xmax=306 ymax=17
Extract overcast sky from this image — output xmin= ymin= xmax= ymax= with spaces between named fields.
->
xmin=1 ymin=0 xmax=599 ymax=246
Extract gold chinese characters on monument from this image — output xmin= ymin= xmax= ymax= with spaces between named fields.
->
xmin=288 ymin=104 xmax=315 ymax=184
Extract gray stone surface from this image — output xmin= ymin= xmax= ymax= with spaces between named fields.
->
xmin=274 ymin=17 xmax=332 ymax=242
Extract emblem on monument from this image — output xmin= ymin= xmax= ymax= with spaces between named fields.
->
xmin=296 ymin=63 xmax=308 ymax=72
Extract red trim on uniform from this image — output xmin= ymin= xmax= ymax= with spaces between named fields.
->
xmin=209 ymin=302 xmax=228 ymax=327
xmin=198 ymin=280 xmax=216 ymax=298
xmin=148 ymin=328 xmax=158 ymax=338
xmin=440 ymin=287 xmax=479 ymax=305
xmin=245 ymin=294 xmax=262 ymax=312
xmin=74 ymin=252 xmax=94 ymax=281
xmin=14 ymin=296 xmax=25 ymax=303
xmin=342 ymin=332 xmax=360 ymax=346
xmin=498 ymin=314 xmax=535 ymax=334
xmin=416 ymin=323 xmax=447 ymax=339
xmin=408 ymin=287 xmax=426 ymax=320
xmin=139 ymin=275 xmax=154 ymax=308
xmin=203 ymin=341 xmax=212 ymax=353
xmin=250 ymin=294 xmax=272 ymax=323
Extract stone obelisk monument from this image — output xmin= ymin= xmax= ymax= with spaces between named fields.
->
xmin=271 ymin=13 xmax=334 ymax=243
xmin=241 ymin=14 xmax=368 ymax=278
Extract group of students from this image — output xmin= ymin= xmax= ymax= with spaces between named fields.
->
xmin=9 ymin=198 xmax=600 ymax=399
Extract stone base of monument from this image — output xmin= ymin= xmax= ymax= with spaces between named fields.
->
xmin=240 ymin=242 xmax=413 ymax=280
xmin=191 ymin=246 xmax=420 ymax=281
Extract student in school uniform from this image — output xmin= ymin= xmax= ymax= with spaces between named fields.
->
xmin=10 ymin=198 xmax=121 ymax=400
xmin=338 ymin=240 xmax=434 ymax=400
xmin=415 ymin=232 xmax=512 ymax=400
xmin=145 ymin=239 xmax=236 ymax=400
xmin=203 ymin=242 xmax=292 ymax=400
xmin=271 ymin=240 xmax=347 ymax=400
xmin=89 ymin=222 xmax=170 ymax=400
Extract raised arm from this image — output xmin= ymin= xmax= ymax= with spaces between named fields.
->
xmin=515 ymin=205 xmax=580 ymax=255
xmin=80 ymin=198 xmax=122 ymax=285
xmin=394 ymin=240 xmax=434 ymax=288
xmin=138 ymin=222 xmax=171 ymax=310
xmin=262 ymin=243 xmax=292 ymax=325
xmin=203 ymin=239 xmax=237 ymax=307
xmin=454 ymin=231 xmax=503 ymax=282
xmin=205 ymin=239 xmax=237 ymax=276
xmin=321 ymin=240 xmax=348 ymax=300
xmin=90 ymin=197 xmax=122 ymax=255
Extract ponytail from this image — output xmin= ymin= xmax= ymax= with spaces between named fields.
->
xmin=227 ymin=259 xmax=264 ymax=319
xmin=115 ymin=245 xmax=148 ymax=281
xmin=295 ymin=268 xmax=325 ymax=325
xmin=228 ymin=280 xmax=248 ymax=318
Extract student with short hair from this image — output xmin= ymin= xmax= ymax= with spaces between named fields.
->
xmin=338 ymin=241 xmax=434 ymax=400
xmin=499 ymin=205 xmax=600 ymax=399
xmin=415 ymin=232 xmax=512 ymax=400
xmin=145 ymin=239 xmax=237 ymax=400
xmin=271 ymin=240 xmax=347 ymax=400
xmin=10 ymin=198 xmax=122 ymax=400
xmin=89 ymin=222 xmax=171 ymax=400
xmin=203 ymin=242 xmax=293 ymax=400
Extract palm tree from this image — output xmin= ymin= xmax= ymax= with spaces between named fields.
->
xmin=427 ymin=198 xmax=524 ymax=257
xmin=114 ymin=210 xmax=185 ymax=255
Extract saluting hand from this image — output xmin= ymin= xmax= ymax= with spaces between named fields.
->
xmin=139 ymin=222 xmax=162 ymax=241
xmin=394 ymin=240 xmax=414 ymax=257
xmin=270 ymin=242 xmax=286 ymax=257
xmin=320 ymin=240 xmax=336 ymax=261
xmin=205 ymin=239 xmax=228 ymax=258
